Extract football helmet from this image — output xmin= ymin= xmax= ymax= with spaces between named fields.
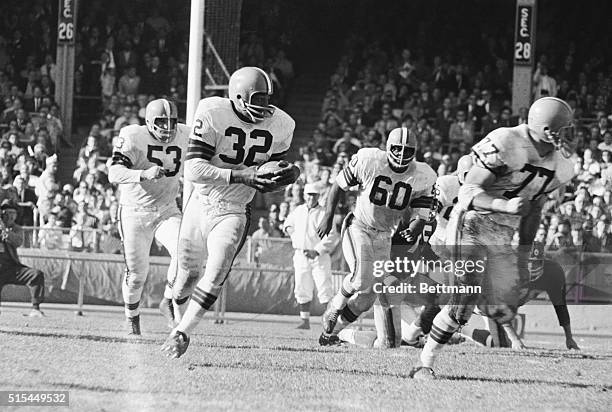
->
xmin=527 ymin=97 xmax=575 ymax=157
xmin=456 ymin=154 xmax=473 ymax=184
xmin=228 ymin=66 xmax=275 ymax=123
xmin=145 ymin=98 xmax=178 ymax=143
xmin=386 ymin=127 xmax=417 ymax=171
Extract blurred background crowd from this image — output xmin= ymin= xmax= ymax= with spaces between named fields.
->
xmin=1 ymin=0 xmax=612 ymax=256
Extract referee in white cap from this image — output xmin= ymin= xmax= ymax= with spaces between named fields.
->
xmin=283 ymin=183 xmax=339 ymax=329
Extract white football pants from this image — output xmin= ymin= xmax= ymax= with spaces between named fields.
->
xmin=119 ymin=203 xmax=181 ymax=317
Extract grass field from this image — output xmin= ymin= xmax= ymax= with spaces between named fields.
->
xmin=1 ymin=305 xmax=611 ymax=411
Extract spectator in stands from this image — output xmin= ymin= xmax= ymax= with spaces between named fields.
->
xmin=547 ymin=219 xmax=574 ymax=251
xmin=69 ymin=209 xmax=97 ymax=252
xmin=39 ymin=211 xmax=64 ymax=250
xmin=533 ymin=62 xmax=558 ymax=100
xmin=34 ymin=154 xmax=58 ymax=221
xmin=118 ymin=66 xmax=141 ymax=97
xmin=12 ymin=175 xmax=37 ymax=226
xmin=0 ymin=200 xmax=46 ymax=317
xmin=448 ymin=109 xmax=474 ymax=146
xmin=251 ymin=216 xmax=282 ymax=262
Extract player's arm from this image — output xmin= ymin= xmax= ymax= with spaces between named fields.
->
xmin=460 ymin=166 xmax=530 ymax=216
xmin=109 ymin=132 xmax=164 ymax=183
xmin=269 ymin=117 xmax=299 ymax=187
xmin=185 ymin=108 xmax=275 ymax=191
xmin=316 ymin=154 xmax=360 ymax=238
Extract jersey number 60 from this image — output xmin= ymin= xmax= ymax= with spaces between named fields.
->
xmin=369 ymin=175 xmax=412 ymax=210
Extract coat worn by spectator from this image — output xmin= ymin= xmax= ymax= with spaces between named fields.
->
xmin=0 ymin=200 xmax=45 ymax=316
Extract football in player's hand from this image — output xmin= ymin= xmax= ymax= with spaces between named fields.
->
xmin=258 ymin=160 xmax=300 ymax=191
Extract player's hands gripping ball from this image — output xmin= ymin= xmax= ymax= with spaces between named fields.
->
xmin=258 ymin=160 xmax=300 ymax=191
xmin=231 ymin=166 xmax=276 ymax=192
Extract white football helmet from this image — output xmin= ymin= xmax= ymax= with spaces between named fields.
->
xmin=456 ymin=154 xmax=473 ymax=184
xmin=386 ymin=127 xmax=417 ymax=171
xmin=145 ymin=98 xmax=178 ymax=143
xmin=228 ymin=66 xmax=275 ymax=123
xmin=528 ymin=97 xmax=575 ymax=157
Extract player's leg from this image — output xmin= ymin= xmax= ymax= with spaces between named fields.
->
xmin=413 ymin=210 xmax=482 ymax=379
xmin=118 ymin=208 xmax=155 ymax=334
xmin=173 ymin=212 xmax=247 ymax=336
xmin=329 ymin=216 xmax=374 ymax=312
xmin=323 ymin=230 xmax=387 ymax=343
xmin=294 ymin=251 xmax=314 ymax=329
xmin=320 ymin=219 xmax=373 ymax=344
xmin=154 ymin=210 xmax=182 ymax=328
xmin=402 ymin=304 xmax=441 ymax=346
xmin=13 ymin=266 xmax=45 ymax=317
xmin=373 ymin=300 xmax=402 ymax=348
xmin=170 ymin=200 xmax=207 ymax=323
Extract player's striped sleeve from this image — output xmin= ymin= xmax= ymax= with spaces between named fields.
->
xmin=186 ymin=139 xmax=216 ymax=161
xmin=111 ymin=152 xmax=133 ymax=168
xmin=336 ymin=165 xmax=360 ymax=189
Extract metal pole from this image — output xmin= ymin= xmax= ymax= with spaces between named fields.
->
xmin=183 ymin=0 xmax=205 ymax=211
xmin=186 ymin=0 xmax=205 ymax=126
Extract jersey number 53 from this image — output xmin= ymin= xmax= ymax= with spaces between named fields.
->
xmin=369 ymin=176 xmax=412 ymax=210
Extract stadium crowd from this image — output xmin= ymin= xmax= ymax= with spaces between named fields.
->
xmin=0 ymin=0 xmax=294 ymax=254
xmin=1 ymin=0 xmax=612 ymax=255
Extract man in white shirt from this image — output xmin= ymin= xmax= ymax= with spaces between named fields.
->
xmin=597 ymin=131 xmax=612 ymax=153
xmin=284 ymin=184 xmax=339 ymax=329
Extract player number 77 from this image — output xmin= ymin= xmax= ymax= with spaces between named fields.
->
xmin=503 ymin=164 xmax=554 ymax=200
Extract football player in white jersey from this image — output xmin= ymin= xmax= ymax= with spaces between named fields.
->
xmin=411 ymin=97 xmax=577 ymax=379
xmin=109 ymin=98 xmax=189 ymax=335
xmin=400 ymin=154 xmax=473 ymax=345
xmin=316 ymin=127 xmax=437 ymax=345
xmin=161 ymin=66 xmax=298 ymax=358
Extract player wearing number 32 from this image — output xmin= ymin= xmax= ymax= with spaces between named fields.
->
xmin=411 ymin=97 xmax=576 ymax=380
xmin=109 ymin=98 xmax=189 ymax=335
xmin=161 ymin=66 xmax=296 ymax=358
xmin=317 ymin=127 xmax=437 ymax=346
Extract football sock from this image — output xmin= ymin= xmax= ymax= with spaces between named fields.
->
xmin=299 ymin=302 xmax=310 ymax=320
xmin=374 ymin=304 xmax=402 ymax=348
xmin=173 ymin=296 xmax=189 ymax=323
xmin=332 ymin=304 xmax=358 ymax=334
xmin=331 ymin=285 xmax=354 ymax=311
xmin=175 ymin=287 xmax=217 ymax=335
xmin=420 ymin=307 xmax=459 ymax=368
xmin=124 ymin=301 xmax=140 ymax=318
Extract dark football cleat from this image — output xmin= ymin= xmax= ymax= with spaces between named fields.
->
xmin=127 ymin=315 xmax=141 ymax=335
xmin=409 ymin=366 xmax=436 ymax=380
xmin=319 ymin=332 xmax=341 ymax=346
xmin=321 ymin=307 xmax=340 ymax=334
xmin=296 ymin=319 xmax=310 ymax=330
xmin=158 ymin=298 xmax=176 ymax=329
xmin=161 ymin=330 xmax=190 ymax=359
